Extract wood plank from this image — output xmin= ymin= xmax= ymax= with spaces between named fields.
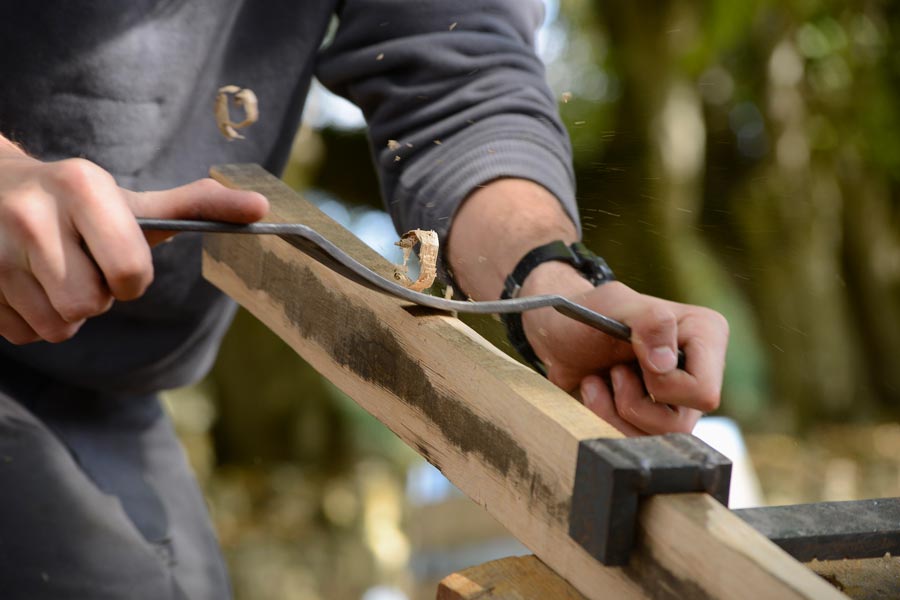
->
xmin=634 ymin=493 xmax=846 ymax=599
xmin=436 ymin=555 xmax=587 ymax=600
xmin=436 ymin=552 xmax=896 ymax=600
xmin=203 ymin=164 xmax=847 ymax=600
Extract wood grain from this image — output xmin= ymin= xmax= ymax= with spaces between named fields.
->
xmin=203 ymin=164 xmax=847 ymax=600
xmin=436 ymin=555 xmax=587 ymax=600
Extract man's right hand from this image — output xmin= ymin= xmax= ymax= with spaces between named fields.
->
xmin=0 ymin=146 xmax=268 ymax=345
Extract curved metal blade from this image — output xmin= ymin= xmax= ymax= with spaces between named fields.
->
xmin=138 ymin=218 xmax=633 ymax=342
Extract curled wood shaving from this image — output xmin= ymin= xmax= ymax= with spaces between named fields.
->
xmin=215 ymin=85 xmax=259 ymax=141
xmin=393 ymin=229 xmax=438 ymax=292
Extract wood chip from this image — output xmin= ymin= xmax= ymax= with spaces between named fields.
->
xmin=387 ymin=139 xmax=401 ymax=150
xmin=215 ymin=86 xmax=259 ymax=141
xmin=449 ymin=22 xmax=458 ymax=31
xmin=376 ymin=53 xmax=385 ymax=61
xmin=393 ymin=229 xmax=438 ymax=292
xmin=561 ymin=91 xmax=573 ymax=103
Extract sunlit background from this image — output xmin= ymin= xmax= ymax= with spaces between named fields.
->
xmin=163 ymin=1 xmax=900 ymax=598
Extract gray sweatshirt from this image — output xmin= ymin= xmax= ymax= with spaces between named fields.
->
xmin=0 ymin=0 xmax=576 ymax=394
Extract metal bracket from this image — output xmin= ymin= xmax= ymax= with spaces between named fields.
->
xmin=568 ymin=433 xmax=732 ymax=566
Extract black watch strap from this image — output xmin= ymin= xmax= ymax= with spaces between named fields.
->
xmin=500 ymin=241 xmax=615 ymax=375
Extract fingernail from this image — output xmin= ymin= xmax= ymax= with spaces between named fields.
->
xmin=581 ymin=381 xmax=596 ymax=408
xmin=649 ymin=346 xmax=678 ymax=373
xmin=610 ymin=368 xmax=623 ymax=391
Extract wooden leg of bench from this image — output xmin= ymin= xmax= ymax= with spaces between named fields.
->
xmin=435 ymin=553 xmax=900 ymax=600
xmin=436 ymin=555 xmax=591 ymax=600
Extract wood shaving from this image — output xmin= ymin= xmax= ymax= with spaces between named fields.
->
xmin=393 ymin=229 xmax=438 ymax=292
xmin=376 ymin=53 xmax=385 ymax=61
xmin=449 ymin=22 xmax=458 ymax=31
xmin=444 ymin=285 xmax=457 ymax=318
xmin=387 ymin=139 xmax=401 ymax=150
xmin=215 ymin=85 xmax=259 ymax=141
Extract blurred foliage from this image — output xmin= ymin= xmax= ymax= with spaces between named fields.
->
xmin=193 ymin=310 xmax=419 ymax=600
xmin=746 ymin=422 xmax=900 ymax=506
xmin=192 ymin=1 xmax=900 ymax=597
xmin=552 ymin=0 xmax=900 ymax=428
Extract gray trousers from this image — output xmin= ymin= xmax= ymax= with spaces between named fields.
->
xmin=0 ymin=359 xmax=230 ymax=599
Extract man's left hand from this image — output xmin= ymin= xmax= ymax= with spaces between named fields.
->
xmin=519 ymin=261 xmax=729 ymax=436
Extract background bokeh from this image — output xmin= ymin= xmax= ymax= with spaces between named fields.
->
xmin=163 ymin=1 xmax=900 ymax=598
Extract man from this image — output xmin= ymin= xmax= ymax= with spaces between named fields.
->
xmin=0 ymin=1 xmax=728 ymax=598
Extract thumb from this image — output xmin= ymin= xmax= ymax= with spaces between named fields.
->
xmin=126 ymin=178 xmax=269 ymax=245
xmin=630 ymin=305 xmax=679 ymax=375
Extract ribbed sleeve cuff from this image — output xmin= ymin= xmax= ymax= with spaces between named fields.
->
xmin=387 ymin=114 xmax=579 ymax=279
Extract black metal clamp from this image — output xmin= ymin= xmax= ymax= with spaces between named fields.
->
xmin=568 ymin=433 xmax=732 ymax=566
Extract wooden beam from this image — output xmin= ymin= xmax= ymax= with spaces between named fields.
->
xmin=203 ymin=164 xmax=846 ymax=600
xmin=437 ymin=555 xmax=586 ymax=600
xmin=437 ymin=553 xmax=895 ymax=600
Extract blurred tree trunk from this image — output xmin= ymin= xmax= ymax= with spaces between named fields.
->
xmin=582 ymin=0 xmax=900 ymax=425
xmin=587 ymin=0 xmax=769 ymax=420
xmin=840 ymin=158 xmax=900 ymax=411
xmin=732 ymin=34 xmax=882 ymax=423
xmin=210 ymin=308 xmax=351 ymax=468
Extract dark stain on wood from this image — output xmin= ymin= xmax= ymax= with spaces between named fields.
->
xmin=215 ymin=237 xmax=568 ymax=523
xmin=624 ymin=545 xmax=715 ymax=600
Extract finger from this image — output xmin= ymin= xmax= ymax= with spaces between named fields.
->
xmin=126 ymin=178 xmax=269 ymax=244
xmin=643 ymin=310 xmax=729 ymax=413
xmin=51 ymin=160 xmax=154 ymax=301
xmin=580 ymin=374 xmax=648 ymax=437
xmin=629 ymin=304 xmax=679 ymax=376
xmin=609 ymin=365 xmax=698 ymax=435
xmin=2 ymin=270 xmax=83 ymax=342
xmin=26 ymin=218 xmax=114 ymax=323
xmin=0 ymin=302 xmax=40 ymax=345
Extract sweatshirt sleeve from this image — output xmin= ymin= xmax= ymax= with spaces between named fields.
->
xmin=314 ymin=0 xmax=579 ymax=246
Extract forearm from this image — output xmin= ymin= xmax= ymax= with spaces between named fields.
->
xmin=318 ymin=0 xmax=577 ymax=268
xmin=447 ymin=178 xmax=587 ymax=300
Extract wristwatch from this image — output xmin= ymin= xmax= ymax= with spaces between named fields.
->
xmin=500 ymin=240 xmax=615 ymax=375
